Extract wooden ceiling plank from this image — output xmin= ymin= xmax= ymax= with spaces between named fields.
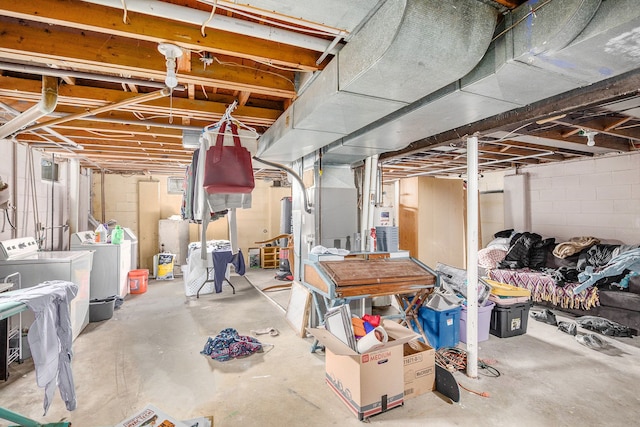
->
xmin=238 ymin=91 xmax=251 ymax=107
xmin=381 ymin=70 xmax=640 ymax=161
xmin=604 ymin=116 xmax=632 ymax=131
xmin=0 ymin=75 xmax=281 ymax=127
xmin=0 ymin=0 xmax=321 ymax=71
xmin=491 ymin=138 xmax=596 ymax=157
xmin=0 ymin=19 xmax=296 ymax=98
xmin=533 ymin=129 xmax=632 ymax=152
xmin=553 ymin=119 xmax=640 ymax=143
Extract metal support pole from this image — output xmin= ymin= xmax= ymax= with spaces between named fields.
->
xmin=466 ymin=135 xmax=479 ymax=378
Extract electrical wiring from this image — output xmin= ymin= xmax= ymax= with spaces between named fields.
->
xmin=213 ymin=57 xmax=296 ymax=87
xmin=120 ymin=0 xmax=129 ymax=25
xmin=87 ymin=130 xmax=136 ymax=138
xmin=436 ymin=347 xmax=500 ymax=398
xmin=436 ymin=347 xmax=502 ymax=377
xmin=200 ymin=0 xmax=218 ymax=38
xmin=458 ymin=382 xmax=490 ymax=398
xmin=3 ymin=208 xmax=16 ymax=231
xmin=254 ymin=59 xmax=315 ymax=73
xmin=200 ymin=0 xmax=343 ymax=38
xmin=491 ymin=0 xmax=554 ymax=43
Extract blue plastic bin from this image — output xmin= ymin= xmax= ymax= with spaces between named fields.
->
xmin=411 ymin=306 xmax=461 ymax=350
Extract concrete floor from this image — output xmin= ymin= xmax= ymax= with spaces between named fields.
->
xmin=1 ymin=269 xmax=639 ymax=427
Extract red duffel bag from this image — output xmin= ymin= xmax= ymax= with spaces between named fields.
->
xmin=203 ymin=121 xmax=255 ymax=194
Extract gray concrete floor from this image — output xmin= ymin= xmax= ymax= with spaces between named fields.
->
xmin=1 ymin=269 xmax=639 ymax=426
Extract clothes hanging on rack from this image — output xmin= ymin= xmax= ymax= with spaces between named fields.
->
xmin=0 ymin=281 xmax=78 ymax=415
xmin=193 ymin=101 xmax=256 ymax=260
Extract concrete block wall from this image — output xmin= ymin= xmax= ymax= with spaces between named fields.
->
xmin=519 ymin=152 xmax=640 ymax=244
xmin=0 ymin=140 xmax=70 ymax=249
xmin=479 ymin=171 xmax=505 ymax=246
xmin=92 ymin=172 xmax=291 ymax=268
xmin=92 ymin=174 xmax=185 ymax=237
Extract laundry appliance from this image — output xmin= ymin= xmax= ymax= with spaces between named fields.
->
xmin=0 ymin=237 xmax=93 ymax=341
xmin=71 ymin=231 xmax=131 ymax=299
xmin=122 ymin=227 xmax=138 ymax=270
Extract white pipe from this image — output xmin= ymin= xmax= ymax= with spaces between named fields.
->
xmin=407 ymin=151 xmax=556 ymax=178
xmin=22 ymin=88 xmax=170 ymax=133
xmin=0 ymin=62 xmax=181 ymax=90
xmin=394 ymin=180 xmax=400 ymax=227
xmin=83 ymin=0 xmax=337 ymax=54
xmin=33 ymin=110 xmax=202 ymax=132
xmin=0 ymin=102 xmax=83 ymax=150
xmin=69 ymin=159 xmax=80 ymax=241
xmin=0 ymin=76 xmax=58 ymax=139
xmin=367 ymin=154 xmax=379 ymax=250
xmin=466 ymin=135 xmax=479 ymax=379
xmin=361 ymin=157 xmax=371 ymax=251
xmin=201 ymin=0 xmax=347 ymax=36
xmin=228 ymin=208 xmax=238 ymax=253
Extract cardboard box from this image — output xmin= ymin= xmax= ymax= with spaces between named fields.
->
xmin=308 ymin=320 xmax=419 ymax=420
xmin=403 ymin=340 xmax=435 ymax=399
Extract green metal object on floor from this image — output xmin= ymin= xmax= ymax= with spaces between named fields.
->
xmin=0 ymin=406 xmax=71 ymax=427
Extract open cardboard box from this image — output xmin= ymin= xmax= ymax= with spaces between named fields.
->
xmin=403 ymin=340 xmax=435 ymax=399
xmin=307 ymin=320 xmax=419 ymax=420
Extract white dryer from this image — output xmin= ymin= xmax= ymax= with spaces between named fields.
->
xmin=71 ymin=231 xmax=131 ymax=300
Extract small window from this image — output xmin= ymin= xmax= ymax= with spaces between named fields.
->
xmin=167 ymin=176 xmax=184 ymax=194
xmin=41 ymin=159 xmax=59 ymax=182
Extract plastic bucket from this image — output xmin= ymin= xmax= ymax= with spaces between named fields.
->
xmin=89 ymin=296 xmax=116 ymax=322
xmin=460 ymin=301 xmax=495 ymax=343
xmin=128 ymin=269 xmax=149 ymax=294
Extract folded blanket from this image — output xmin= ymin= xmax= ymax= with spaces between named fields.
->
xmin=553 ymin=236 xmax=600 ymax=258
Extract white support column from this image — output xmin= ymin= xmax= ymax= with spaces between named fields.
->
xmin=361 ymin=157 xmax=371 ymax=251
xmin=228 ymin=207 xmax=238 ymax=253
xmin=466 ymin=135 xmax=479 ymax=378
xmin=367 ymin=154 xmax=379 ymax=250
xmin=68 ymin=159 xmax=80 ymax=239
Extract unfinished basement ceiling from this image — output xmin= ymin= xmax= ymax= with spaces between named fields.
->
xmin=0 ymin=0 xmax=639 ymax=179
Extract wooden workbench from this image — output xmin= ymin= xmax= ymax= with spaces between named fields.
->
xmin=304 ymin=257 xmax=436 ymax=299
xmin=302 ymin=257 xmax=437 ymax=351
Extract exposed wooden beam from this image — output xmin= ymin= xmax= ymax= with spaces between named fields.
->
xmin=604 ymin=116 xmax=632 ymax=131
xmin=0 ymin=0 xmax=322 ymax=71
xmin=238 ymin=91 xmax=251 ymax=107
xmin=554 ymin=119 xmax=640 ymax=143
xmin=532 ymin=129 xmax=631 ymax=152
xmin=491 ymin=138 xmax=594 ymax=158
xmin=381 ymin=69 xmax=640 ymax=160
xmin=0 ymin=18 xmax=297 ymax=98
xmin=0 ymin=76 xmax=282 ymax=127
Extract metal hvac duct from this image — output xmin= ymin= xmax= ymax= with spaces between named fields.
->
xmin=256 ymin=0 xmax=498 ymax=162
xmin=321 ymin=0 xmax=640 ymax=163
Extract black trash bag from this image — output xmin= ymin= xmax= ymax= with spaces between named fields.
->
xmin=575 ymin=316 xmax=634 ymax=337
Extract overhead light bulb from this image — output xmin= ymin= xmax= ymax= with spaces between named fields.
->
xmin=164 ymin=58 xmax=178 ymax=89
xmin=158 ymin=43 xmax=183 ymax=89
xmin=586 ymin=131 xmax=597 ymax=147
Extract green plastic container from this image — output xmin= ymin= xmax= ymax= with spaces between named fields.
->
xmin=111 ymin=225 xmax=124 ymax=245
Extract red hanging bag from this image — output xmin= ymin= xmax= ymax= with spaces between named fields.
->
xmin=203 ymin=121 xmax=255 ymax=194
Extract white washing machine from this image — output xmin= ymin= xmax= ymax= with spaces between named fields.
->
xmin=0 ymin=237 xmax=93 ymax=341
xmin=122 ymin=227 xmax=138 ymax=270
xmin=71 ymin=231 xmax=131 ymax=300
